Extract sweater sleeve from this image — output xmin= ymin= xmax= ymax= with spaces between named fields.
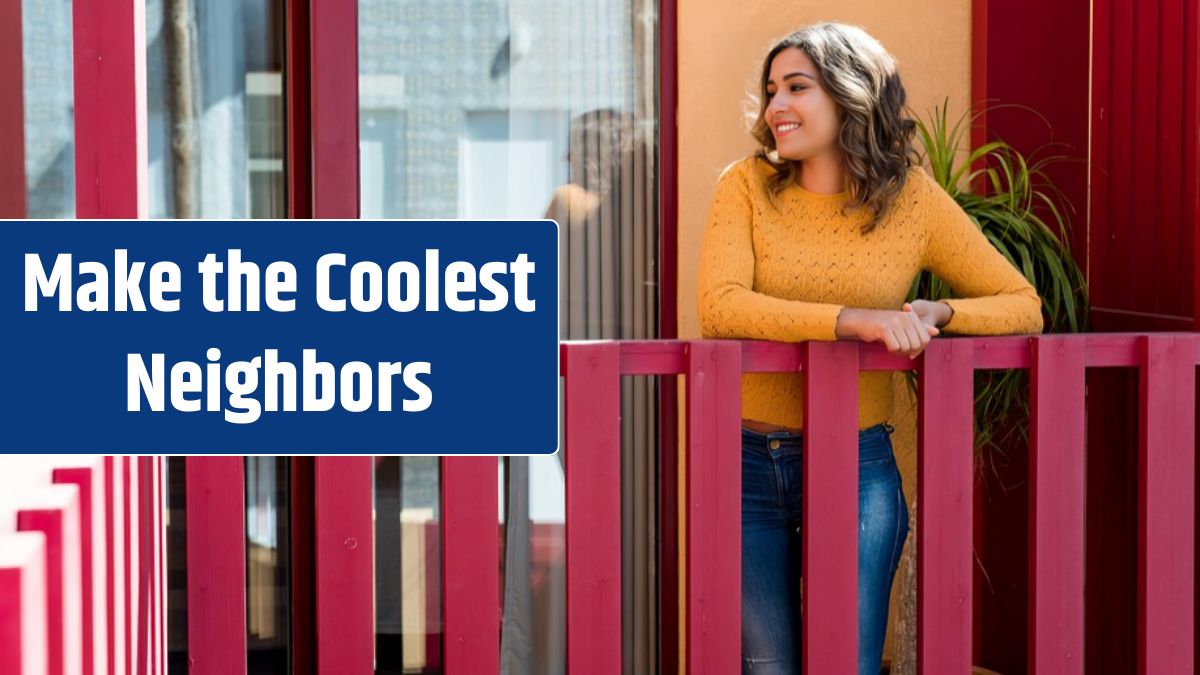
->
xmin=697 ymin=162 xmax=845 ymax=341
xmin=918 ymin=172 xmax=1045 ymax=335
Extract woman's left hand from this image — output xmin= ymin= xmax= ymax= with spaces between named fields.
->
xmin=904 ymin=300 xmax=954 ymax=330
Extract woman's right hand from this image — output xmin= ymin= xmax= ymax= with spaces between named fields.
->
xmin=835 ymin=307 xmax=940 ymax=359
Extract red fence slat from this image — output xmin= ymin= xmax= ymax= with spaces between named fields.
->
xmin=0 ymin=532 xmax=48 ymax=675
xmin=314 ymin=457 xmax=374 ymax=675
xmin=0 ymin=0 xmax=24 ymax=218
xmin=71 ymin=0 xmax=148 ymax=217
xmin=801 ymin=341 xmax=860 ymax=673
xmin=185 ymin=458 xmax=246 ymax=675
xmin=17 ymin=483 xmax=83 ymax=675
xmin=103 ymin=457 xmax=126 ymax=675
xmin=563 ymin=342 xmax=622 ymax=674
xmin=310 ymin=0 xmax=359 ymax=217
xmin=684 ymin=340 xmax=741 ymax=674
xmin=917 ymin=339 xmax=975 ymax=674
xmin=441 ymin=457 xmax=500 ymax=675
xmin=1029 ymin=337 xmax=1086 ymax=674
xmin=52 ymin=458 xmax=109 ymax=675
xmin=1138 ymin=335 xmax=1196 ymax=674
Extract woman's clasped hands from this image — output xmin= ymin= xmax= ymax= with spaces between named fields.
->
xmin=835 ymin=299 xmax=953 ymax=359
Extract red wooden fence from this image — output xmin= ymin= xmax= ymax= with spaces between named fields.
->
xmin=0 ymin=335 xmax=1196 ymax=672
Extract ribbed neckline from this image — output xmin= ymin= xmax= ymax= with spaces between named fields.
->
xmin=786 ymin=181 xmax=849 ymax=202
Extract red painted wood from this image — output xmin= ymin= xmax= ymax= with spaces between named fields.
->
xmin=917 ymin=339 xmax=975 ymax=674
xmin=123 ymin=457 xmax=136 ymax=675
xmin=658 ymin=0 xmax=678 ymax=343
xmin=314 ymin=457 xmax=374 ymax=675
xmin=17 ymin=483 xmax=83 ymax=675
xmin=285 ymin=0 xmax=313 ymax=218
xmin=423 ymin=520 xmax=441 ymax=671
xmin=0 ymin=532 xmax=48 ymax=675
xmin=0 ymin=0 xmax=25 ymax=218
xmin=71 ymin=0 xmax=148 ymax=217
xmin=1029 ymin=337 xmax=1086 ymax=674
xmin=1137 ymin=335 xmax=1196 ymax=674
xmin=52 ymin=458 xmax=109 ymax=675
xmin=800 ymin=341 xmax=859 ymax=673
xmin=137 ymin=457 xmax=152 ymax=675
xmin=1189 ymin=0 xmax=1200 ymax=332
xmin=684 ymin=340 xmax=742 ymax=674
xmin=289 ymin=457 xmax=316 ymax=675
xmin=309 ymin=0 xmax=359 ymax=218
xmin=185 ymin=458 xmax=247 ymax=675
xmin=440 ymin=457 xmax=500 ymax=675
xmin=103 ymin=456 xmax=126 ymax=675
xmin=563 ymin=342 xmax=622 ymax=674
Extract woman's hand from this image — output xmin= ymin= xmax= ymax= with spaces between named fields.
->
xmin=904 ymin=299 xmax=954 ymax=331
xmin=835 ymin=306 xmax=940 ymax=359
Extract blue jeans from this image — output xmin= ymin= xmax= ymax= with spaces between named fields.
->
xmin=741 ymin=423 xmax=909 ymax=675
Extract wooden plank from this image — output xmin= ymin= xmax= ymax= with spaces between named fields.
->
xmin=0 ymin=0 xmax=25 ymax=217
xmin=1137 ymin=335 xmax=1196 ymax=674
xmin=917 ymin=339 xmax=975 ymax=674
xmin=1029 ymin=337 xmax=1086 ymax=674
xmin=314 ymin=457 xmax=374 ymax=675
xmin=801 ymin=341 xmax=859 ymax=673
xmin=102 ymin=457 xmax=126 ymax=675
xmin=310 ymin=0 xmax=359 ymax=217
xmin=440 ymin=457 xmax=500 ymax=675
xmin=684 ymin=340 xmax=741 ymax=674
xmin=0 ymin=532 xmax=48 ymax=675
xmin=17 ymin=483 xmax=83 ymax=675
xmin=563 ymin=342 xmax=622 ymax=674
xmin=185 ymin=458 xmax=246 ymax=675
xmin=52 ymin=458 xmax=109 ymax=675
xmin=71 ymin=0 xmax=148 ymax=217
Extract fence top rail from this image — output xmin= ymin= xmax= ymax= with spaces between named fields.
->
xmin=559 ymin=333 xmax=1200 ymax=376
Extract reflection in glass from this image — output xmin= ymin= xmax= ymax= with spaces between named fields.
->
xmin=246 ymin=457 xmax=290 ymax=675
xmin=146 ymin=0 xmax=285 ymax=218
xmin=360 ymin=0 xmax=660 ymax=671
xmin=375 ymin=456 xmax=443 ymax=674
xmin=22 ymin=0 xmax=75 ymax=217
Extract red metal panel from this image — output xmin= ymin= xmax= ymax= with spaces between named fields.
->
xmin=103 ymin=456 xmax=126 ymax=675
xmin=314 ymin=457 xmax=374 ymax=675
xmin=1137 ymin=335 xmax=1196 ymax=674
xmin=917 ymin=339 xmax=974 ymax=674
xmin=440 ymin=457 xmax=500 ymax=675
xmin=0 ymin=0 xmax=25 ymax=218
xmin=185 ymin=458 xmax=247 ymax=675
xmin=684 ymin=340 xmax=742 ymax=674
xmin=0 ymin=532 xmax=48 ymax=675
xmin=71 ymin=0 xmax=148 ymax=217
xmin=563 ymin=342 xmax=622 ymax=674
xmin=1029 ymin=337 xmax=1086 ymax=674
xmin=17 ymin=483 xmax=83 ymax=675
xmin=309 ymin=0 xmax=359 ymax=218
xmin=800 ymin=341 xmax=859 ymax=673
xmin=52 ymin=458 xmax=109 ymax=675
xmin=1189 ymin=0 xmax=1200 ymax=331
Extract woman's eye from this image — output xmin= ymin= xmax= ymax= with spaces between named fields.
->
xmin=791 ymin=84 xmax=806 ymax=93
xmin=766 ymin=90 xmax=776 ymax=99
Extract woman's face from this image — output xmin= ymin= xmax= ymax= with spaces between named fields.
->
xmin=764 ymin=47 xmax=841 ymax=162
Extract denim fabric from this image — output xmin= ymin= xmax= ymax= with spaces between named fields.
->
xmin=741 ymin=423 xmax=909 ymax=675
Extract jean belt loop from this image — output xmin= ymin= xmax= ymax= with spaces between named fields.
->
xmin=883 ymin=422 xmax=896 ymax=434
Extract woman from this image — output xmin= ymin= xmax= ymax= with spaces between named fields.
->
xmin=697 ymin=22 xmax=1043 ymax=675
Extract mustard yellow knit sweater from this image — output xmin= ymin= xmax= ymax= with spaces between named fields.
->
xmin=697 ymin=157 xmax=1044 ymax=430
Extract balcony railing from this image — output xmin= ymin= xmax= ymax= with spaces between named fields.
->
xmin=1 ymin=334 xmax=1195 ymax=674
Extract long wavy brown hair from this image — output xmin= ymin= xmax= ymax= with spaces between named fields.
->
xmin=751 ymin=23 xmax=917 ymax=234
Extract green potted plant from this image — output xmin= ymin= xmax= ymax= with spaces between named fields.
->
xmin=888 ymin=102 xmax=1090 ymax=675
